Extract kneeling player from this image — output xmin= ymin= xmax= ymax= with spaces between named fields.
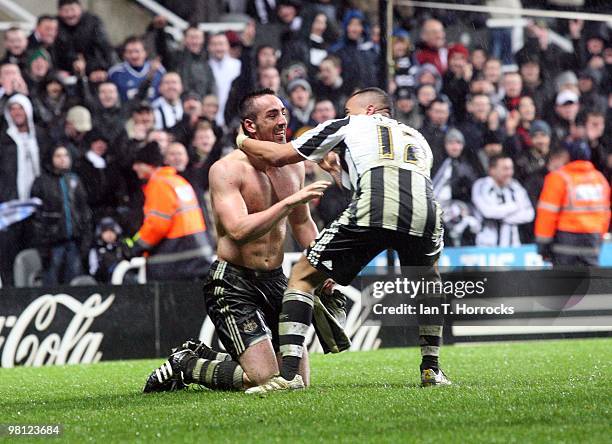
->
xmin=144 ymin=89 xmax=343 ymax=393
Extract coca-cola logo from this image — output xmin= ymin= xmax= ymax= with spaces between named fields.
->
xmin=0 ymin=293 xmax=115 ymax=368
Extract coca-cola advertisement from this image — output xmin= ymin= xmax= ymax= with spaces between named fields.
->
xmin=0 ymin=285 xmax=158 ymax=367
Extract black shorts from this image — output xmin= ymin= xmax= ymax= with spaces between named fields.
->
xmin=203 ymin=260 xmax=287 ymax=360
xmin=306 ymin=221 xmax=443 ymax=286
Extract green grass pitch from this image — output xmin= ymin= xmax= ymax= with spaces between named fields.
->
xmin=1 ymin=338 xmax=610 ymax=443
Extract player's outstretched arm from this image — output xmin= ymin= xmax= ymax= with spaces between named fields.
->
xmin=210 ymin=160 xmax=330 ymax=244
xmin=237 ymin=133 xmax=303 ymax=167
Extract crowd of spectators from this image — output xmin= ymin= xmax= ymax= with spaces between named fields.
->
xmin=0 ymin=0 xmax=610 ymax=285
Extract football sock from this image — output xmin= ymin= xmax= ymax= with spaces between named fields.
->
xmin=185 ymin=357 xmax=244 ymax=390
xmin=419 ymin=325 xmax=442 ymax=371
xmin=195 ymin=343 xmax=232 ymax=362
xmin=279 ymin=289 xmax=314 ymax=380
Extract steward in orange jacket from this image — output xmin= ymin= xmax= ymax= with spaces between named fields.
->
xmin=123 ymin=142 xmax=212 ymax=280
xmin=535 ymin=141 xmax=610 ymax=265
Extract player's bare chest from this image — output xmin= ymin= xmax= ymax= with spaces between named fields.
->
xmin=240 ymin=166 xmax=300 ymax=213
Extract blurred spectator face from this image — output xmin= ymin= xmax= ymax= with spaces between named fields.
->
xmin=490 ymin=157 xmax=513 ymax=187
xmin=311 ymin=13 xmax=327 ymax=37
xmin=201 ymin=95 xmax=219 ymax=121
xmin=392 ymin=37 xmax=410 ymax=58
xmin=124 ymin=41 xmax=147 ymax=67
xmin=586 ymin=38 xmax=604 ymax=56
xmin=396 ymin=96 xmax=414 ymax=113
xmin=98 ymin=82 xmax=119 ymax=108
xmin=52 ymin=147 xmax=71 ymax=172
xmin=101 ymin=229 xmax=117 ymax=244
xmin=259 ymin=67 xmax=280 ymax=92
xmin=518 ymin=96 xmax=535 ymax=122
xmin=445 ymin=139 xmax=464 ymax=158
xmin=30 ymin=57 xmax=50 ymax=79
xmin=371 ymin=25 xmax=381 ymax=45
xmin=160 ymin=73 xmax=183 ymax=103
xmin=4 ymin=29 xmax=27 ymax=56
xmin=184 ymin=27 xmax=204 ymax=54
xmin=208 ymin=34 xmax=230 ymax=61
xmin=416 ymin=85 xmax=436 ymax=108
xmin=257 ymin=46 xmax=277 ymax=69
xmin=346 ymin=18 xmax=364 ymax=41
xmin=520 ymin=61 xmax=540 ymax=85
xmin=484 ymin=59 xmax=501 ymax=84
xmin=427 ymin=101 xmax=449 ymax=126
xmin=312 ymin=100 xmax=336 ymax=123
xmin=319 ymin=59 xmax=341 ymax=85
xmin=468 ymin=95 xmax=491 ymax=122
xmin=58 ymin=3 xmax=82 ymax=27
xmin=470 ymin=78 xmax=494 ymax=95
xmin=133 ymin=109 xmax=155 ymax=129
xmin=290 ymin=85 xmax=310 ymax=109
xmin=470 ymin=49 xmax=487 ymax=71
xmin=585 ymin=113 xmax=605 ymax=141
xmin=246 ymin=94 xmax=287 ymax=144
xmin=147 ymin=130 xmax=171 ymax=154
xmin=531 ymin=131 xmax=550 ymax=155
xmin=164 ymin=142 xmax=189 ymax=172
xmin=183 ymin=97 xmax=202 ymax=116
xmin=418 ymin=71 xmax=437 ymax=87
xmin=0 ymin=63 xmax=24 ymax=92
xmin=555 ymin=101 xmax=579 ymax=122
xmin=449 ymin=52 xmax=467 ymax=76
xmin=46 ymin=79 xmax=63 ymax=99
xmin=8 ymin=103 xmax=27 ymax=127
xmin=36 ymin=18 xmax=58 ymax=46
xmin=421 ymin=19 xmax=445 ymax=50
xmin=578 ymin=76 xmax=594 ymax=93
xmin=277 ymin=5 xmax=298 ymax=24
xmin=484 ymin=142 xmax=503 ymax=157
xmin=503 ymin=73 xmax=522 ymax=98
xmin=90 ymin=138 xmax=108 ymax=156
xmin=192 ymin=125 xmax=216 ymax=157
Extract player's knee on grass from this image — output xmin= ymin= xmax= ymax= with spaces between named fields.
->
xmin=239 ymin=339 xmax=279 ymax=386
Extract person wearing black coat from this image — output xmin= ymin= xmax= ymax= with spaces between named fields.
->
xmin=30 ymin=144 xmax=92 ymax=286
xmin=54 ymin=0 xmax=115 ymax=76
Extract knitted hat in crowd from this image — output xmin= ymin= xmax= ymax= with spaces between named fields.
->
xmin=66 ymin=106 xmax=92 ymax=132
xmin=445 ymin=128 xmax=465 ymax=145
xmin=287 ymin=78 xmax=312 ymax=95
xmin=133 ymin=142 xmax=164 ymax=167
xmin=554 ymin=71 xmax=578 ymax=92
xmin=448 ymin=43 xmax=469 ymax=61
xmin=529 ymin=120 xmax=551 ymax=137
xmin=27 ymin=47 xmax=51 ymax=67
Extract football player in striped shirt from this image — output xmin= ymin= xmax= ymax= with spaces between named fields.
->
xmin=238 ymin=87 xmax=451 ymax=393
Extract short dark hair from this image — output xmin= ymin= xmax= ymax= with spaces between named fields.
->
xmin=4 ymin=26 xmax=24 ymax=38
xmin=239 ymin=88 xmax=277 ymax=122
xmin=489 ymin=154 xmax=511 ymax=169
xmin=37 ymin=15 xmax=57 ymax=25
xmin=349 ymin=87 xmax=393 ymax=117
xmin=123 ymin=35 xmax=145 ymax=49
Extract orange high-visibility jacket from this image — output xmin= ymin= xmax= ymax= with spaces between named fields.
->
xmin=535 ymin=160 xmax=610 ymax=243
xmin=136 ymin=167 xmax=211 ymax=279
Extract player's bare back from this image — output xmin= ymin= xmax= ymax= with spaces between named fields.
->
xmin=212 ymin=150 xmax=303 ymax=270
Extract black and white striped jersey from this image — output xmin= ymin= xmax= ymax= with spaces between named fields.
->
xmin=291 ymin=114 xmax=442 ymax=238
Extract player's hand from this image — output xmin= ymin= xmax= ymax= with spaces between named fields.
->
xmin=286 ymin=180 xmax=331 ymax=207
xmin=236 ymin=125 xmax=249 ymax=149
xmin=318 ymin=152 xmax=342 ymax=187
